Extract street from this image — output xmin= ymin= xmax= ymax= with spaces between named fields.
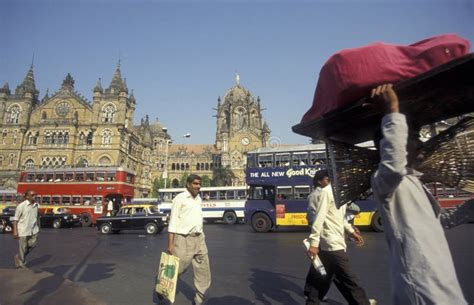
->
xmin=1 ymin=224 xmax=473 ymax=305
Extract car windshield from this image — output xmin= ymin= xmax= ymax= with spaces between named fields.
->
xmin=148 ymin=206 xmax=159 ymax=214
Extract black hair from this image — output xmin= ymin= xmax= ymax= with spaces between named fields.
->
xmin=186 ymin=174 xmax=202 ymax=184
xmin=313 ymin=170 xmax=329 ymax=187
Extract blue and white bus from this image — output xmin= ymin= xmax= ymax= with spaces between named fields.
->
xmin=244 ymin=144 xmax=381 ymax=232
xmin=156 ymin=186 xmax=247 ymax=224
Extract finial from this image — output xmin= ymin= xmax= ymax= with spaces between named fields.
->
xmin=235 ymin=71 xmax=240 ymax=86
xmin=31 ymin=52 xmax=35 ymax=68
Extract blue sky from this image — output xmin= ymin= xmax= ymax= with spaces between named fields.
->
xmin=1 ymin=0 xmax=473 ymax=144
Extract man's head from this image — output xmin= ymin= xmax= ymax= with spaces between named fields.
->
xmin=25 ymin=190 xmax=37 ymax=203
xmin=186 ymin=174 xmax=202 ymax=198
xmin=313 ymin=170 xmax=330 ymax=188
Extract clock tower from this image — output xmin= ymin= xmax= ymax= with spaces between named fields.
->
xmin=215 ymin=74 xmax=270 ymax=184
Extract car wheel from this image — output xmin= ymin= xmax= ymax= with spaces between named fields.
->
xmin=371 ymin=212 xmax=384 ymax=232
xmin=223 ymin=211 xmax=237 ymax=225
xmin=0 ymin=219 xmax=5 ymax=233
xmin=145 ymin=223 xmax=158 ymax=235
xmin=100 ymin=223 xmax=112 ymax=234
xmin=251 ymin=212 xmax=272 ymax=233
xmin=52 ymin=219 xmax=62 ymax=229
xmin=4 ymin=224 xmax=12 ymax=232
xmin=80 ymin=213 xmax=92 ymax=227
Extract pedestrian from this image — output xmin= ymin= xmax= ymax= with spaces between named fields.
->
xmin=13 ymin=190 xmax=40 ymax=269
xmin=166 ymin=174 xmax=211 ymax=305
xmin=304 ymin=170 xmax=374 ymax=305
xmin=370 ymin=83 xmax=468 ymax=305
xmin=107 ymin=198 xmax=114 ymax=216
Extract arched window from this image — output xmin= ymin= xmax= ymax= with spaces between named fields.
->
xmin=172 ymin=163 xmax=176 ymax=170
xmin=7 ymin=105 xmax=21 ymax=124
xmin=102 ymin=104 xmax=117 ymax=123
xmin=24 ymin=159 xmax=34 ymax=169
xmin=8 ymin=153 xmax=15 ymax=166
xmin=86 ymin=131 xmax=93 ymax=145
xmin=101 ymin=129 xmax=112 ymax=145
xmin=12 ymin=130 xmax=18 ymax=145
xmin=185 ymin=163 xmax=189 ymax=170
xmin=180 ymin=163 xmax=185 ymax=171
xmin=76 ymin=157 xmax=89 ymax=168
xmin=98 ymin=156 xmax=112 ymax=166
xmin=205 ymin=163 xmax=209 ymax=170
xmin=42 ymin=112 xmax=47 ymax=120
xmin=196 ymin=163 xmax=200 ymax=170
xmin=79 ymin=132 xmax=86 ymax=145
xmin=172 ymin=179 xmax=179 ymax=188
xmin=0 ymin=156 xmax=4 ymax=167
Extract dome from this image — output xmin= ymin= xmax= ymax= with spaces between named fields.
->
xmin=222 ymin=84 xmax=255 ymax=106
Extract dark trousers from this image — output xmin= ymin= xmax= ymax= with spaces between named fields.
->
xmin=304 ymin=250 xmax=369 ymax=305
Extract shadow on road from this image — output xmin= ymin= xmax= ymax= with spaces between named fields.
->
xmin=249 ymin=268 xmax=302 ymax=305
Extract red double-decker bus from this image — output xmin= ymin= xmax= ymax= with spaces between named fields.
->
xmin=17 ymin=167 xmax=135 ymax=226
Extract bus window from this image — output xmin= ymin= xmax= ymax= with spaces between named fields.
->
xmin=26 ymin=173 xmax=35 ymax=182
xmin=93 ymin=196 xmax=103 ymax=205
xmin=106 ymin=172 xmax=116 ymax=181
xmin=72 ymin=196 xmax=81 ymax=205
xmin=96 ymin=172 xmax=105 ymax=181
xmin=275 ymin=153 xmax=290 ymax=167
xmin=62 ymin=196 xmax=71 ymax=205
xmin=36 ymin=173 xmax=45 ymax=182
xmin=310 ymin=152 xmax=326 ymax=165
xmin=5 ymin=194 xmax=14 ymax=203
xmin=250 ymin=186 xmax=274 ymax=200
xmin=218 ymin=190 xmax=227 ymax=200
xmin=126 ymin=174 xmax=133 ymax=183
xmin=292 ymin=152 xmax=309 ymax=166
xmin=55 ymin=173 xmax=64 ymax=182
xmin=65 ymin=172 xmax=74 ymax=181
xmin=247 ymin=153 xmax=256 ymax=168
xmin=276 ymin=186 xmax=293 ymax=200
xmin=209 ymin=191 xmax=218 ymax=200
xmin=294 ymin=186 xmax=311 ymax=199
xmin=237 ymin=190 xmax=247 ymax=199
xmin=41 ymin=196 xmax=51 ymax=204
xmin=258 ymin=154 xmax=273 ymax=167
xmin=76 ymin=172 xmax=84 ymax=181
xmin=226 ymin=190 xmax=236 ymax=200
xmin=46 ymin=173 xmax=54 ymax=182
xmin=86 ymin=172 xmax=94 ymax=182
xmin=83 ymin=196 xmax=92 ymax=205
xmin=52 ymin=196 xmax=61 ymax=205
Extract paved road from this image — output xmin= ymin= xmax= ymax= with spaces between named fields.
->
xmin=1 ymin=224 xmax=473 ymax=305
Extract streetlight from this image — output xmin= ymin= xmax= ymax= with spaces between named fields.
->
xmin=161 ymin=128 xmax=191 ymax=188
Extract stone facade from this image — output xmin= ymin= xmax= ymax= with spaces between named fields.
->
xmin=0 ymin=68 xmax=269 ymax=195
xmin=0 ymin=65 xmax=169 ymax=197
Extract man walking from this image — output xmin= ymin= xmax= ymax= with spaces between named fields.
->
xmin=370 ymin=83 xmax=467 ymax=305
xmin=304 ymin=170 xmax=373 ymax=305
xmin=167 ymin=174 xmax=211 ymax=305
xmin=13 ymin=190 xmax=40 ymax=269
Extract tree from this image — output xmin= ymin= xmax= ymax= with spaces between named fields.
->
xmin=151 ymin=177 xmax=166 ymax=197
xmin=201 ymin=175 xmax=212 ymax=187
xmin=179 ymin=172 xmax=190 ymax=188
xmin=212 ymin=165 xmax=236 ymax=186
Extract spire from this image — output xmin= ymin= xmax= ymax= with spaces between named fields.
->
xmin=106 ymin=62 xmax=127 ymax=95
xmin=61 ymin=73 xmax=75 ymax=91
xmin=93 ymin=78 xmax=103 ymax=93
xmin=41 ymin=88 xmax=49 ymax=102
xmin=15 ymin=65 xmax=38 ymax=98
xmin=0 ymin=82 xmax=11 ymax=95
xmin=235 ymin=72 xmax=240 ymax=86
xmin=129 ymin=89 xmax=136 ymax=104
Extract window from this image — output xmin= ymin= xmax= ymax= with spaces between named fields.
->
xmin=7 ymin=105 xmax=20 ymax=124
xmin=93 ymin=196 xmax=103 ymax=205
xmin=42 ymin=196 xmax=51 ymax=204
xmin=2 ymin=130 xmax=7 ymax=144
xmin=294 ymin=186 xmax=311 ymax=199
xmin=25 ymin=159 xmax=35 ymax=169
xmin=62 ymin=196 xmax=71 ymax=205
xmin=276 ymin=186 xmax=293 ymax=200
xmin=8 ymin=154 xmax=15 ymax=167
xmin=52 ymin=196 xmax=61 ymax=205
xmin=96 ymin=172 xmax=105 ymax=181
xmin=226 ymin=190 xmax=236 ymax=200
xmin=219 ymin=190 xmax=227 ymax=200
xmin=83 ymin=196 xmax=92 ymax=205
xmin=75 ymin=172 xmax=84 ymax=181
xmin=237 ymin=190 xmax=247 ymax=199
xmin=106 ymin=172 xmax=116 ymax=181
xmin=0 ymin=156 xmax=3 ymax=167
xmin=101 ymin=129 xmax=112 ymax=144
xmin=13 ymin=130 xmax=17 ymax=144
xmin=275 ymin=153 xmax=290 ymax=167
xmin=310 ymin=151 xmax=326 ymax=165
xmin=65 ymin=172 xmax=74 ymax=181
xmin=72 ymin=196 xmax=81 ymax=205
xmin=26 ymin=173 xmax=35 ymax=182
xmin=86 ymin=172 xmax=94 ymax=181
xmin=258 ymin=154 xmax=273 ymax=167
xmin=86 ymin=132 xmax=93 ymax=145
xmin=102 ymin=104 xmax=117 ymax=123
xmin=292 ymin=152 xmax=309 ymax=166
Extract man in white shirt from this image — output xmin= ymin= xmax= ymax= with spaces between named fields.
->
xmin=166 ymin=174 xmax=210 ymax=305
xmin=13 ymin=190 xmax=40 ymax=269
xmin=304 ymin=170 xmax=372 ymax=305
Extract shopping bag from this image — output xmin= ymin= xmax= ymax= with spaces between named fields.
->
xmin=155 ymin=252 xmax=180 ymax=303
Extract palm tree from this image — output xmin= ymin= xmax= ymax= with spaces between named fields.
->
xmin=212 ymin=165 xmax=236 ymax=186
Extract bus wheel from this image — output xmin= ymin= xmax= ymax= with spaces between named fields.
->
xmin=52 ymin=219 xmax=62 ymax=229
xmin=100 ymin=223 xmax=112 ymax=234
xmin=80 ymin=213 xmax=92 ymax=227
xmin=371 ymin=212 xmax=384 ymax=232
xmin=0 ymin=219 xmax=5 ymax=233
xmin=145 ymin=223 xmax=158 ymax=235
xmin=251 ymin=213 xmax=272 ymax=233
xmin=223 ymin=211 xmax=237 ymax=225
